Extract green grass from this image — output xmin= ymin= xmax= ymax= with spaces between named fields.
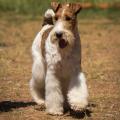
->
xmin=0 ymin=0 xmax=120 ymax=14
xmin=0 ymin=8 xmax=120 ymax=24
xmin=79 ymin=8 xmax=120 ymax=20
xmin=0 ymin=0 xmax=120 ymax=22
xmin=0 ymin=0 xmax=51 ymax=14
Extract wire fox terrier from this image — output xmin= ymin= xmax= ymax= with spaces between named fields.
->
xmin=30 ymin=2 xmax=88 ymax=115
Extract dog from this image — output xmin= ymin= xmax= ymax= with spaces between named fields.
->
xmin=30 ymin=2 xmax=88 ymax=115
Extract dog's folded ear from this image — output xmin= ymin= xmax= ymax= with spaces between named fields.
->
xmin=51 ymin=1 xmax=60 ymax=12
xmin=73 ymin=3 xmax=82 ymax=15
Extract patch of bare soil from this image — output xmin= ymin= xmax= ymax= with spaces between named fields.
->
xmin=0 ymin=18 xmax=120 ymax=120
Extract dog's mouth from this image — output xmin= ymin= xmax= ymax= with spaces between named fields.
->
xmin=59 ymin=39 xmax=68 ymax=49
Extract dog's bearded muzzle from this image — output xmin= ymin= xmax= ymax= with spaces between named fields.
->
xmin=58 ymin=38 xmax=68 ymax=49
xmin=51 ymin=30 xmax=74 ymax=49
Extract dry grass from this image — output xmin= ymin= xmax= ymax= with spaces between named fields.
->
xmin=0 ymin=16 xmax=120 ymax=120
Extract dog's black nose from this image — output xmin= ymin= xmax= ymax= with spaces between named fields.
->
xmin=56 ymin=32 xmax=63 ymax=38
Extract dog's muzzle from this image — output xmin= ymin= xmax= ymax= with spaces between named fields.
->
xmin=55 ymin=31 xmax=68 ymax=49
xmin=59 ymin=39 xmax=68 ymax=49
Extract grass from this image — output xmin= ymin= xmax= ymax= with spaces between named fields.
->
xmin=0 ymin=16 xmax=120 ymax=120
xmin=0 ymin=0 xmax=120 ymax=14
xmin=0 ymin=0 xmax=120 ymax=23
xmin=0 ymin=8 xmax=120 ymax=25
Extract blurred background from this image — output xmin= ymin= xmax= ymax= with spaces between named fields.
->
xmin=0 ymin=0 xmax=120 ymax=120
xmin=0 ymin=0 xmax=120 ymax=19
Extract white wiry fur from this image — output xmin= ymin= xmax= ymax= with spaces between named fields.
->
xmin=68 ymin=73 xmax=89 ymax=110
xmin=30 ymin=25 xmax=53 ymax=106
xmin=30 ymin=9 xmax=88 ymax=115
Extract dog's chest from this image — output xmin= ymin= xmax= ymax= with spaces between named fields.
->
xmin=45 ymin=41 xmax=79 ymax=78
xmin=43 ymin=26 xmax=81 ymax=78
xmin=45 ymin=45 xmax=70 ymax=69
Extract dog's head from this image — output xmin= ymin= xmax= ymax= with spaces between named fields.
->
xmin=50 ymin=2 xmax=82 ymax=50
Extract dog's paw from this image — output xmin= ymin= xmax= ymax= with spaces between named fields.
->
xmin=34 ymin=104 xmax=45 ymax=111
xmin=70 ymin=100 xmax=88 ymax=112
xmin=46 ymin=109 xmax=63 ymax=116
xmin=34 ymin=100 xmax=45 ymax=110
xmin=34 ymin=101 xmax=45 ymax=111
xmin=48 ymin=111 xmax=63 ymax=116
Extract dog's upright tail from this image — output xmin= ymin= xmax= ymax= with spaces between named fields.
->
xmin=42 ymin=9 xmax=55 ymax=26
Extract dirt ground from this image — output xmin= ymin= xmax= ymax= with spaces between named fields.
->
xmin=0 ymin=16 xmax=120 ymax=120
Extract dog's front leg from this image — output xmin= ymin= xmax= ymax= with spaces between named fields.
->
xmin=67 ymin=72 xmax=89 ymax=111
xmin=45 ymin=68 xmax=64 ymax=115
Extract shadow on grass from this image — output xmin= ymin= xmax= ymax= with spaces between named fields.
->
xmin=0 ymin=101 xmax=36 ymax=112
xmin=0 ymin=101 xmax=96 ymax=119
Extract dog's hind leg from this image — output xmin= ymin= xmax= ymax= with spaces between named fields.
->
xmin=29 ymin=30 xmax=47 ymax=106
xmin=30 ymin=58 xmax=45 ymax=106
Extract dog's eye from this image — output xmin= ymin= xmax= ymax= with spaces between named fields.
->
xmin=54 ymin=16 xmax=58 ymax=21
xmin=65 ymin=16 xmax=71 ymax=21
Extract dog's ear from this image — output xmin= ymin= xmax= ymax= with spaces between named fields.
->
xmin=73 ymin=3 xmax=82 ymax=15
xmin=51 ymin=1 xmax=60 ymax=12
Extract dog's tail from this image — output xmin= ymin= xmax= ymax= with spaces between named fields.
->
xmin=42 ymin=9 xmax=55 ymax=26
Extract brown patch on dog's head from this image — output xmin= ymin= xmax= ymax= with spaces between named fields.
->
xmin=51 ymin=2 xmax=82 ymax=15
xmin=51 ymin=2 xmax=82 ymax=30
